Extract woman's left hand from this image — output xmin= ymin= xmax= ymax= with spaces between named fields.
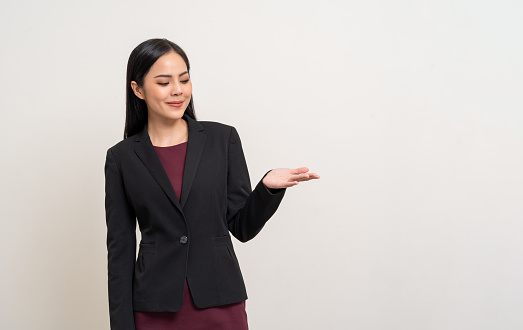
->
xmin=262 ymin=167 xmax=320 ymax=189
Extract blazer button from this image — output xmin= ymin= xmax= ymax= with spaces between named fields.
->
xmin=180 ymin=236 xmax=188 ymax=244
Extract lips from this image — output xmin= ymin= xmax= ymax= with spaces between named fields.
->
xmin=166 ymin=101 xmax=184 ymax=108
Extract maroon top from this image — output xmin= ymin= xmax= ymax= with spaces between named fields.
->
xmin=134 ymin=141 xmax=248 ymax=330
xmin=153 ymin=142 xmax=187 ymax=202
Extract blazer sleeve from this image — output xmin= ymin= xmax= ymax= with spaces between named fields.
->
xmin=104 ymin=148 xmax=136 ymax=330
xmin=226 ymin=127 xmax=286 ymax=242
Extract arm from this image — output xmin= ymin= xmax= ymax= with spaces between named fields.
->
xmin=226 ymin=127 xmax=286 ymax=242
xmin=104 ymin=149 xmax=136 ymax=330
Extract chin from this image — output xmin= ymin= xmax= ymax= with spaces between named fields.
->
xmin=164 ymin=106 xmax=186 ymax=116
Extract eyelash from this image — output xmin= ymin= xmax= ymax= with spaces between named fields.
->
xmin=157 ymin=79 xmax=189 ymax=86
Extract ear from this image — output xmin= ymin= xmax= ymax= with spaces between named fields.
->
xmin=131 ymin=81 xmax=145 ymax=100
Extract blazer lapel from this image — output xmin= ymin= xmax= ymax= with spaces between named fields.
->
xmin=181 ymin=115 xmax=206 ymax=209
xmin=133 ymin=114 xmax=206 ymax=213
xmin=134 ymin=126 xmax=183 ymax=213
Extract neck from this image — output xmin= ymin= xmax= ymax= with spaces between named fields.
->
xmin=147 ymin=116 xmax=188 ymax=147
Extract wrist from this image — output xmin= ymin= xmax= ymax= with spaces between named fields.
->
xmin=262 ymin=170 xmax=283 ymax=194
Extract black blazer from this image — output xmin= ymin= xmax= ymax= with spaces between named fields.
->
xmin=104 ymin=113 xmax=286 ymax=329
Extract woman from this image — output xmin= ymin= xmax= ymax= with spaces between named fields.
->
xmin=105 ymin=38 xmax=319 ymax=330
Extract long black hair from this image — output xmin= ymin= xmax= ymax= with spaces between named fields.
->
xmin=124 ymin=38 xmax=196 ymax=139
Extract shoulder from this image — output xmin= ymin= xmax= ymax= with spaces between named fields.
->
xmin=199 ymin=120 xmax=241 ymax=141
xmin=105 ymin=133 xmax=137 ymax=159
xmin=199 ymin=120 xmax=234 ymax=132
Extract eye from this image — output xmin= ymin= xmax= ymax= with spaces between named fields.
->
xmin=181 ymin=79 xmax=190 ymax=84
xmin=157 ymin=82 xmax=169 ymax=86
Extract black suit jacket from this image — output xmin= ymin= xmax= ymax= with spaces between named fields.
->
xmin=104 ymin=114 xmax=286 ymax=329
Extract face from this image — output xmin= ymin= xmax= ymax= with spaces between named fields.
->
xmin=131 ymin=51 xmax=192 ymax=123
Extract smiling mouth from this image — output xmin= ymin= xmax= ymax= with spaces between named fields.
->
xmin=166 ymin=101 xmax=184 ymax=107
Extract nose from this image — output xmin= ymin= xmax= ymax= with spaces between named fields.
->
xmin=171 ymin=82 xmax=182 ymax=96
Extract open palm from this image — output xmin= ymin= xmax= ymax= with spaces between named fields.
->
xmin=262 ymin=167 xmax=320 ymax=189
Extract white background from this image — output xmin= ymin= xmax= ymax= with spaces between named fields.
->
xmin=1 ymin=0 xmax=522 ymax=329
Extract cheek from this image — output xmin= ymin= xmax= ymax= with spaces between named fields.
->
xmin=143 ymin=84 xmax=165 ymax=102
xmin=185 ymin=82 xmax=193 ymax=96
xmin=152 ymin=88 xmax=168 ymax=100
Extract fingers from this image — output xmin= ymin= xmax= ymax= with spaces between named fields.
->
xmin=308 ymin=172 xmax=320 ymax=179
xmin=289 ymin=167 xmax=320 ymax=179
xmin=289 ymin=172 xmax=320 ymax=182
xmin=290 ymin=173 xmax=310 ymax=182
xmin=289 ymin=167 xmax=309 ymax=174
xmin=283 ymin=181 xmax=300 ymax=188
xmin=267 ymin=168 xmax=319 ymax=189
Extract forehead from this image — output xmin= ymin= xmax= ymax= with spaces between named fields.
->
xmin=148 ymin=51 xmax=187 ymax=75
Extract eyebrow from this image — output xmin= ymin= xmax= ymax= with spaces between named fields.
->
xmin=153 ymin=71 xmax=189 ymax=78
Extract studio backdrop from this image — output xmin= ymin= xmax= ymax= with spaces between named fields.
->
xmin=1 ymin=0 xmax=522 ymax=329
